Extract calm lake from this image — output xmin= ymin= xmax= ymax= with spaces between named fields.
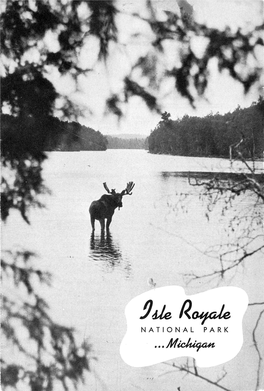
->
xmin=3 ymin=150 xmax=263 ymax=391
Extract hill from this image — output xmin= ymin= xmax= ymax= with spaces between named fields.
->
xmin=106 ymin=135 xmax=147 ymax=149
xmin=1 ymin=115 xmax=108 ymax=153
xmin=148 ymin=99 xmax=264 ymax=158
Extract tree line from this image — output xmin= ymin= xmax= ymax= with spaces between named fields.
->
xmin=148 ymin=99 xmax=264 ymax=158
xmin=106 ymin=136 xmax=147 ymax=149
xmin=2 ymin=114 xmax=107 ymax=152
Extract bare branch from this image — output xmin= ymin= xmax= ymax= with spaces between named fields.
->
xmin=162 ymin=362 xmax=232 ymax=391
xmin=185 ymin=244 xmax=264 ymax=283
xmin=252 ymin=309 xmax=264 ymax=391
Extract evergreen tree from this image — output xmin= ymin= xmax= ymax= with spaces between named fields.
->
xmin=148 ymin=99 xmax=264 ymax=158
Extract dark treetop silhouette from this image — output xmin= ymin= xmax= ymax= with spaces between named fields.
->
xmin=89 ymin=182 xmax=135 ymax=232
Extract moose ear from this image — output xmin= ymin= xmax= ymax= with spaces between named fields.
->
xmin=103 ymin=183 xmax=117 ymax=195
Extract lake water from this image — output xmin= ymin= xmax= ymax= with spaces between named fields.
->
xmin=2 ymin=150 xmax=263 ymax=391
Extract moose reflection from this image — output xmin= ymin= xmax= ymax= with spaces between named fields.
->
xmin=89 ymin=231 xmax=132 ymax=276
xmin=89 ymin=182 xmax=135 ymax=232
xmin=90 ymin=232 xmax=122 ymax=262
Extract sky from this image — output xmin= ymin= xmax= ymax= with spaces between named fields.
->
xmin=53 ymin=0 xmax=264 ymax=136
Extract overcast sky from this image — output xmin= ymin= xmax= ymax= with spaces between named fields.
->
xmin=54 ymin=0 xmax=264 ymax=136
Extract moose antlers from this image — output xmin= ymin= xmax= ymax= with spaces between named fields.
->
xmin=103 ymin=182 xmax=116 ymax=194
xmin=121 ymin=181 xmax=135 ymax=196
xmin=103 ymin=182 xmax=135 ymax=195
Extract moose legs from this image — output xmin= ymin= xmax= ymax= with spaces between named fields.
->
xmin=90 ymin=215 xmax=95 ymax=231
xmin=99 ymin=218 xmax=105 ymax=232
xmin=90 ymin=217 xmax=112 ymax=232
xmin=100 ymin=217 xmax=112 ymax=232
xmin=90 ymin=217 xmax=105 ymax=232
xmin=106 ymin=216 xmax=112 ymax=230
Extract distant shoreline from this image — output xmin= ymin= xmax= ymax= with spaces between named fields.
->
xmin=48 ymin=148 xmax=263 ymax=162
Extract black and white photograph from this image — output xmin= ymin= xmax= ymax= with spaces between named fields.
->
xmin=1 ymin=0 xmax=264 ymax=390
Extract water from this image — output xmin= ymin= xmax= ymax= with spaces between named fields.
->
xmin=2 ymin=150 xmax=263 ymax=391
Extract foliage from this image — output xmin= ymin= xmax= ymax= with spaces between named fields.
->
xmin=148 ymin=98 xmax=264 ymax=157
xmin=1 ymin=114 xmax=50 ymax=224
xmin=1 ymin=113 xmax=107 ymax=223
xmin=1 ymin=1 xmax=264 ymax=390
xmin=1 ymin=250 xmax=92 ymax=391
xmin=1 ymin=0 xmax=263 ymax=117
xmin=54 ymin=121 xmax=107 ymax=152
xmin=1 ymin=0 xmax=263 ymax=219
xmin=105 ymin=5 xmax=263 ymax=113
xmin=2 ymin=114 xmax=107 ymax=152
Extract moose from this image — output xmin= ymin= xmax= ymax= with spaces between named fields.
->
xmin=89 ymin=182 xmax=135 ymax=232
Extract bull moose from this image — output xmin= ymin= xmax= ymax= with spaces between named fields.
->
xmin=89 ymin=182 xmax=135 ymax=232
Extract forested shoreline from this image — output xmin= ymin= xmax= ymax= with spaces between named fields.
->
xmin=1 ymin=115 xmax=107 ymax=152
xmin=148 ymin=99 xmax=264 ymax=159
xmin=2 ymin=98 xmax=263 ymax=157
xmin=106 ymin=135 xmax=147 ymax=149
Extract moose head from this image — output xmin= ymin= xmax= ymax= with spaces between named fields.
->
xmin=89 ymin=182 xmax=135 ymax=232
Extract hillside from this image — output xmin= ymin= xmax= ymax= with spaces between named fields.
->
xmin=148 ymin=99 xmax=264 ymax=158
xmin=1 ymin=115 xmax=108 ymax=152
xmin=53 ymin=120 xmax=107 ymax=151
xmin=106 ymin=135 xmax=147 ymax=149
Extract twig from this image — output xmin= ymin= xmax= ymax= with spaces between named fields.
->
xmin=252 ymin=309 xmax=264 ymax=391
xmin=163 ymin=362 xmax=232 ymax=391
